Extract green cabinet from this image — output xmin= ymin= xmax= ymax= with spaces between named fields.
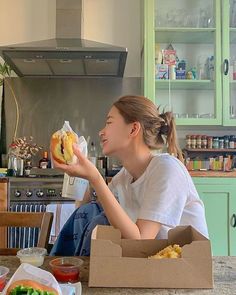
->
xmin=144 ymin=0 xmax=236 ymax=126
xmin=193 ymin=177 xmax=236 ymax=255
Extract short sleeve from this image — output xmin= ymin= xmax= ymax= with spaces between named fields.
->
xmin=138 ymin=156 xmax=189 ymax=227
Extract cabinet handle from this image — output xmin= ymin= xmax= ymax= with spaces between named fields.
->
xmin=231 ymin=214 xmax=236 ymax=227
xmin=224 ymin=59 xmax=229 ymax=75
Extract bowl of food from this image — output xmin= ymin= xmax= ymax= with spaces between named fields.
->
xmin=0 ymin=266 xmax=9 ymax=291
xmin=17 ymin=247 xmax=47 ymax=267
xmin=49 ymin=257 xmax=83 ymax=283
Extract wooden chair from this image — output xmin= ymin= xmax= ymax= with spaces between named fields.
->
xmin=0 ymin=211 xmax=53 ymax=255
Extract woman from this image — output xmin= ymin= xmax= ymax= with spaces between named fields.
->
xmin=51 ymin=95 xmax=208 ymax=255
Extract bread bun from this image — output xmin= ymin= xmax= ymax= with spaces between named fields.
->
xmin=6 ymin=279 xmax=58 ymax=295
xmin=51 ymin=130 xmax=78 ymax=164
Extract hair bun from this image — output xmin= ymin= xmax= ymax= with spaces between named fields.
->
xmin=159 ymin=123 xmax=169 ymax=136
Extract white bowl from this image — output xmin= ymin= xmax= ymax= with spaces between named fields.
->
xmin=17 ymin=247 xmax=47 ymax=267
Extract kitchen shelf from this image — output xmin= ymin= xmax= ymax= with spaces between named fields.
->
xmin=155 ymin=80 xmax=213 ymax=90
xmin=184 ymin=148 xmax=236 ymax=153
xmin=155 ymin=28 xmax=216 ymax=44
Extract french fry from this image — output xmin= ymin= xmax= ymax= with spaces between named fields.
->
xmin=148 ymin=244 xmax=182 ymax=259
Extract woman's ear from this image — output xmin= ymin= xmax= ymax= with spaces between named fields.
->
xmin=130 ymin=122 xmax=141 ymax=137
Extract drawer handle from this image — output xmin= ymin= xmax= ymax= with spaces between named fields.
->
xmin=231 ymin=214 xmax=236 ymax=228
xmin=224 ymin=59 xmax=229 ymax=75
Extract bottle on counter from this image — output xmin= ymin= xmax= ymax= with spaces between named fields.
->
xmin=88 ymin=142 xmax=98 ymax=166
xmin=24 ymin=160 xmax=32 ymax=176
xmin=39 ymin=151 xmax=50 ymax=169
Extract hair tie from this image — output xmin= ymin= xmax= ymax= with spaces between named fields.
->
xmin=159 ymin=123 xmax=169 ymax=136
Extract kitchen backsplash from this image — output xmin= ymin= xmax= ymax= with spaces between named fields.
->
xmin=3 ymin=77 xmax=141 ymax=166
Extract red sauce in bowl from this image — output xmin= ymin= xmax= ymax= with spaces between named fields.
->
xmin=0 ymin=278 xmax=6 ymax=292
xmin=51 ymin=263 xmax=80 ymax=283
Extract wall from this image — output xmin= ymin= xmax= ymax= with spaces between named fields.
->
xmin=0 ymin=0 xmax=56 ymax=46
xmin=82 ymin=0 xmax=142 ymax=77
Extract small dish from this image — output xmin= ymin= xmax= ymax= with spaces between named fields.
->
xmin=17 ymin=247 xmax=47 ymax=267
xmin=0 ymin=266 xmax=9 ymax=291
xmin=49 ymin=257 xmax=83 ymax=283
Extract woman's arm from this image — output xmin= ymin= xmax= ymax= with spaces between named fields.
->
xmin=90 ymin=173 xmax=161 ymax=239
xmin=53 ymin=144 xmax=161 ymax=239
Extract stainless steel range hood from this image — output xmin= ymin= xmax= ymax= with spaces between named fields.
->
xmin=0 ymin=38 xmax=127 ymax=77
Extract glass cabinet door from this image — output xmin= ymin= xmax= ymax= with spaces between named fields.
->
xmin=144 ymin=0 xmax=222 ymax=125
xmin=222 ymin=0 xmax=236 ymax=126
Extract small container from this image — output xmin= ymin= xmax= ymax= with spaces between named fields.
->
xmin=219 ymin=137 xmax=224 ymax=149
xmin=169 ymin=65 xmax=176 ymax=80
xmin=213 ymin=137 xmax=219 ymax=149
xmin=17 ymin=247 xmax=47 ymax=267
xmin=202 ymin=135 xmax=208 ymax=149
xmin=229 ymin=135 xmax=235 ymax=149
xmin=191 ymin=135 xmax=197 ymax=149
xmin=224 ymin=135 xmax=229 ymax=149
xmin=186 ymin=135 xmax=191 ymax=149
xmin=49 ymin=257 xmax=84 ymax=283
xmin=196 ymin=135 xmax=202 ymax=149
xmin=0 ymin=266 xmax=9 ymax=292
xmin=207 ymin=136 xmax=213 ymax=149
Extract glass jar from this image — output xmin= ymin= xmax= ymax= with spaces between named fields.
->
xmin=213 ymin=137 xmax=219 ymax=149
xmin=186 ymin=135 xmax=191 ymax=149
xmin=191 ymin=135 xmax=197 ymax=149
xmin=219 ymin=137 xmax=224 ymax=149
xmin=224 ymin=135 xmax=229 ymax=149
xmin=202 ymin=135 xmax=207 ymax=149
xmin=207 ymin=136 xmax=213 ymax=149
xmin=229 ymin=135 xmax=235 ymax=149
xmin=196 ymin=135 xmax=202 ymax=149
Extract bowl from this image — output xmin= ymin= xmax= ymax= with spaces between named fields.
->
xmin=49 ymin=257 xmax=84 ymax=283
xmin=0 ymin=266 xmax=9 ymax=291
xmin=17 ymin=247 xmax=47 ymax=267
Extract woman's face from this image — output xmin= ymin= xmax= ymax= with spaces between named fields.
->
xmin=99 ymin=106 xmax=133 ymax=156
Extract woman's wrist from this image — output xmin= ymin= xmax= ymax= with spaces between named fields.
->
xmin=89 ymin=168 xmax=104 ymax=188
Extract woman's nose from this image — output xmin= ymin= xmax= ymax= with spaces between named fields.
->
xmin=99 ymin=129 xmax=104 ymax=137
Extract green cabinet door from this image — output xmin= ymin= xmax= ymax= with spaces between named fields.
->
xmin=193 ymin=177 xmax=236 ymax=256
xmin=229 ymin=192 xmax=236 ymax=255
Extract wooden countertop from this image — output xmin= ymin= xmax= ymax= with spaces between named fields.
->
xmin=189 ymin=170 xmax=236 ymax=177
xmin=0 ymin=256 xmax=235 ymax=294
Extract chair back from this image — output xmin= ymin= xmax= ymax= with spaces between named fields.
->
xmin=0 ymin=211 xmax=53 ymax=255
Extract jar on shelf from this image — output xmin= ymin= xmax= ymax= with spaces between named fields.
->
xmin=196 ymin=135 xmax=202 ymax=149
xmin=207 ymin=136 xmax=213 ymax=149
xmin=219 ymin=137 xmax=224 ymax=149
xmin=186 ymin=135 xmax=191 ymax=149
xmin=229 ymin=135 xmax=235 ymax=149
xmin=191 ymin=135 xmax=197 ymax=149
xmin=202 ymin=135 xmax=207 ymax=149
xmin=224 ymin=135 xmax=229 ymax=149
xmin=212 ymin=137 xmax=219 ymax=149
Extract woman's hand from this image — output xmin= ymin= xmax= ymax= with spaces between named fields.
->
xmin=52 ymin=143 xmax=100 ymax=183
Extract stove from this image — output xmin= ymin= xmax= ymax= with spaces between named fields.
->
xmin=7 ymin=176 xmax=75 ymax=249
xmin=9 ymin=177 xmax=74 ymax=203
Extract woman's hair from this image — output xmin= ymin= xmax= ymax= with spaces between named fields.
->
xmin=113 ymin=95 xmax=184 ymax=162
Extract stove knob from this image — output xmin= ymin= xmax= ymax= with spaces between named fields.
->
xmin=14 ymin=190 xmax=21 ymax=197
xmin=36 ymin=190 xmax=44 ymax=197
xmin=26 ymin=190 xmax=32 ymax=197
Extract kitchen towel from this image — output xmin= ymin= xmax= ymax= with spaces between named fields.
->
xmin=46 ymin=203 xmax=76 ymax=244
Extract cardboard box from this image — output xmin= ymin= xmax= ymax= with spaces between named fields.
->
xmin=89 ymin=225 xmax=213 ymax=289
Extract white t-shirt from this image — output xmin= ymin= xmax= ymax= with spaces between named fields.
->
xmin=108 ymin=154 xmax=209 ymax=239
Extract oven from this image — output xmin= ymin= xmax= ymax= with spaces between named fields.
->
xmin=8 ymin=177 xmax=75 ymax=249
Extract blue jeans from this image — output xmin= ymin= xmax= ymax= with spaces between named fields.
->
xmin=50 ymin=202 xmax=109 ymax=256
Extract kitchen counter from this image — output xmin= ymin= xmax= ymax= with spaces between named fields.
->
xmin=189 ymin=170 xmax=236 ymax=177
xmin=0 ymin=256 xmax=235 ymax=294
